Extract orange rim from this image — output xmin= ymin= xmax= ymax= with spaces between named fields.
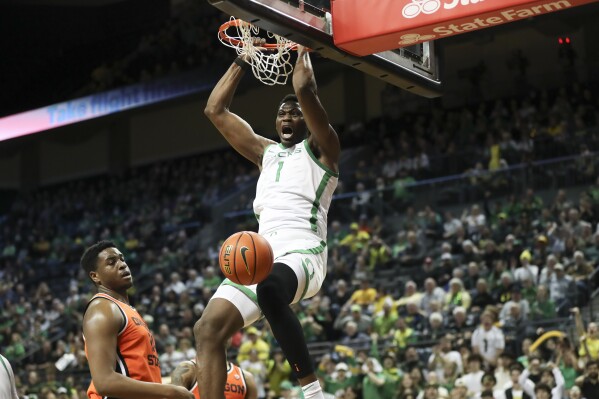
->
xmin=218 ymin=19 xmax=298 ymax=51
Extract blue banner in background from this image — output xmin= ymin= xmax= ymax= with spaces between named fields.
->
xmin=0 ymin=70 xmax=214 ymax=142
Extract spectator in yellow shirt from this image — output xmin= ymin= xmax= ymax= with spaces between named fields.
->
xmin=349 ymin=279 xmax=378 ymax=307
xmin=237 ymin=327 xmax=270 ymax=363
xmin=445 ymin=278 xmax=472 ymax=311
xmin=574 ymin=307 xmax=599 ymax=360
xmin=392 ymin=318 xmax=416 ymax=349
xmin=396 ymin=281 xmax=423 ymax=309
xmin=339 ymin=223 xmax=371 ymax=253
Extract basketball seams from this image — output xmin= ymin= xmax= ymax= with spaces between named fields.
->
xmin=219 ymin=231 xmax=274 ymax=286
xmin=232 ymin=232 xmax=243 ymax=286
xmin=247 ymin=232 xmax=257 ymax=285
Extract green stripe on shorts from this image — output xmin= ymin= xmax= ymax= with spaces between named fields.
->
xmin=221 ymin=279 xmax=258 ymax=304
xmin=300 ymin=260 xmax=310 ymax=301
xmin=286 ymin=240 xmax=327 ymax=255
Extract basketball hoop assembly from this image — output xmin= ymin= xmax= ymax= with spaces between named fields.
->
xmin=332 ymin=0 xmax=599 ymax=56
xmin=218 ymin=17 xmax=298 ymax=86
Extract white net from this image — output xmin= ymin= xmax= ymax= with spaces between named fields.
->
xmin=218 ymin=17 xmax=296 ymax=86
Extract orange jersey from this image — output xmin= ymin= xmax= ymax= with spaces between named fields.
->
xmin=190 ymin=361 xmax=248 ymax=399
xmin=84 ymin=293 xmax=162 ymax=399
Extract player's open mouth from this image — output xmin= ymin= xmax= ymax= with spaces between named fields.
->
xmin=122 ymin=272 xmax=132 ymax=279
xmin=281 ymin=126 xmax=293 ymax=139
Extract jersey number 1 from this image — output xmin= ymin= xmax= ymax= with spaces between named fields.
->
xmin=275 ymin=161 xmax=284 ymax=182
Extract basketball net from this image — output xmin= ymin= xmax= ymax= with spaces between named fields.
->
xmin=218 ymin=17 xmax=297 ymax=86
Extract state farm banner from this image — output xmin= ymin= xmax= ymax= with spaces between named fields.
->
xmin=332 ymin=0 xmax=598 ymax=56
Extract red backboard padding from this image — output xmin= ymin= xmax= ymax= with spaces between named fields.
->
xmin=332 ymin=0 xmax=599 ymax=56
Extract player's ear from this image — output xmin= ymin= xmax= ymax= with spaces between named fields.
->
xmin=89 ymin=271 xmax=101 ymax=285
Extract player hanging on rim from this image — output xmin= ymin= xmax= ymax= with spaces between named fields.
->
xmin=197 ymin=46 xmax=340 ymax=399
xmin=80 ymin=241 xmax=194 ymax=399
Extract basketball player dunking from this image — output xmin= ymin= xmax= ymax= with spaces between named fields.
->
xmin=171 ymin=359 xmax=257 ymax=399
xmin=81 ymin=241 xmax=194 ymax=399
xmin=197 ymin=46 xmax=340 ymax=399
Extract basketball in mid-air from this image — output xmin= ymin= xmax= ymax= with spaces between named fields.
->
xmin=219 ymin=231 xmax=274 ymax=285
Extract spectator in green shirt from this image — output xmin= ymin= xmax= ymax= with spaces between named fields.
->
xmin=520 ymin=276 xmax=537 ymax=306
xmin=323 ymin=362 xmax=359 ymax=395
xmin=267 ymin=350 xmax=292 ymax=397
xmin=372 ymin=300 xmax=398 ymax=338
xmin=361 ymin=358 xmax=387 ymax=399
xmin=530 ymin=285 xmax=556 ymax=320
xmin=202 ymin=266 xmax=222 ymax=290
xmin=4 ymin=332 xmax=25 ymax=361
xmin=556 ymin=341 xmax=582 ymax=390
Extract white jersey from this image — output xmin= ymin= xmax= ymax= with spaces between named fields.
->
xmin=253 ymin=140 xmax=338 ymax=260
xmin=471 ymin=325 xmax=505 ymax=364
xmin=0 ymin=355 xmax=18 ymax=399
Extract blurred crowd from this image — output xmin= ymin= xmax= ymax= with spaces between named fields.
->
xmin=339 ymin=82 xmax=598 ymax=206
xmin=1 ymin=72 xmax=599 ymax=399
xmin=77 ymin=0 xmax=229 ymax=95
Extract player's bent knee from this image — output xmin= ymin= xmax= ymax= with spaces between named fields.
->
xmin=194 ymin=316 xmax=221 ymax=343
xmin=257 ymin=264 xmax=297 ymax=307
xmin=194 ymin=299 xmax=243 ymax=345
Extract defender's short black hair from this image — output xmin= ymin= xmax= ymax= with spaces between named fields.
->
xmin=279 ymin=94 xmax=298 ymax=107
xmin=81 ymin=240 xmax=117 ymax=275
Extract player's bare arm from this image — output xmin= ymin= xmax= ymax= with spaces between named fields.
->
xmin=171 ymin=361 xmax=196 ymax=390
xmin=242 ymin=370 xmax=258 ymax=399
xmin=292 ymin=45 xmax=340 ymax=172
xmin=84 ymin=299 xmax=194 ymax=399
xmin=204 ymin=58 xmax=275 ymax=168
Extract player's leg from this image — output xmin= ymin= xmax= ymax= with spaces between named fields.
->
xmin=256 ymin=256 xmax=325 ymax=398
xmin=194 ymin=285 xmax=260 ymax=399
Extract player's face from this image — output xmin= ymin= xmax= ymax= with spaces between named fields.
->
xmin=276 ymin=101 xmax=307 ymax=147
xmin=92 ymin=247 xmax=133 ymax=290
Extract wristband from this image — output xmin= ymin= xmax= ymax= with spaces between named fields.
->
xmin=234 ymin=56 xmax=249 ymax=71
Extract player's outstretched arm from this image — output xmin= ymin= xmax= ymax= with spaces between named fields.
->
xmin=292 ymin=46 xmax=340 ymax=172
xmin=171 ymin=361 xmax=196 ymax=390
xmin=83 ymin=300 xmax=194 ymax=399
xmin=204 ymin=57 xmax=274 ymax=168
xmin=242 ymin=370 xmax=258 ymax=399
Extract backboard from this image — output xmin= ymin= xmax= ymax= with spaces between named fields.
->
xmin=207 ymin=0 xmax=443 ymax=98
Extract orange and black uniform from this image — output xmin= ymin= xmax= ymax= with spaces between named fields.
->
xmin=84 ymin=293 xmax=162 ymax=399
xmin=189 ymin=361 xmax=248 ymax=399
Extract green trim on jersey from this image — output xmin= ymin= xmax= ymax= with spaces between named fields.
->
xmin=254 ymin=213 xmax=260 ymax=222
xmin=303 ymin=140 xmax=339 ymax=177
xmin=221 ymin=279 xmax=258 ymax=303
xmin=0 ymin=355 xmax=14 ymax=390
xmin=263 ymin=144 xmax=274 ymax=157
xmin=286 ymin=241 xmax=327 ymax=255
xmin=309 ymin=173 xmax=333 ymax=232
xmin=278 ymin=143 xmax=286 ymax=149
xmin=300 ymin=260 xmax=311 ymax=301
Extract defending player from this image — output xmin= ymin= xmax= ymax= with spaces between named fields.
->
xmin=81 ymin=241 xmax=194 ymax=399
xmin=171 ymin=359 xmax=257 ymax=399
xmin=197 ymin=46 xmax=340 ymax=399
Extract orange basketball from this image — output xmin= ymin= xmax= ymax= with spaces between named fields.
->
xmin=219 ymin=231 xmax=274 ymax=285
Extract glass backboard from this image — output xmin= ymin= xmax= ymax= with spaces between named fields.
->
xmin=208 ymin=0 xmax=442 ymax=97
